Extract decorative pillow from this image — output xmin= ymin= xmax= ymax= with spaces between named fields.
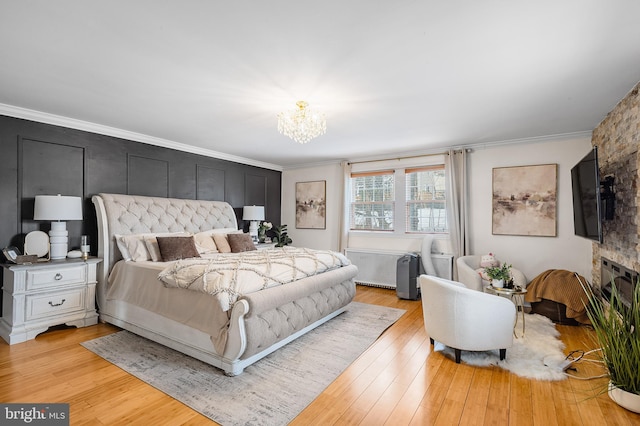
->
xmin=115 ymin=234 xmax=152 ymax=261
xmin=115 ymin=232 xmax=190 ymax=262
xmin=144 ymin=237 xmax=163 ymax=262
xmin=156 ymin=236 xmax=201 ymax=262
xmin=480 ymin=253 xmax=499 ymax=268
xmin=228 ymin=233 xmax=257 ymax=253
xmin=212 ymin=234 xmax=232 ymax=253
xmin=193 ymin=231 xmax=219 ymax=255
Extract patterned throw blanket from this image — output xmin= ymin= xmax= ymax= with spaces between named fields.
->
xmin=158 ymin=247 xmax=351 ymax=312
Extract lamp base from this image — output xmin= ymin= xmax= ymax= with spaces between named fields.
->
xmin=249 ymin=221 xmax=259 ymax=243
xmin=49 ymin=221 xmax=68 ymax=260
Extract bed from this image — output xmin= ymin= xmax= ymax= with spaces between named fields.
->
xmin=92 ymin=193 xmax=357 ymax=375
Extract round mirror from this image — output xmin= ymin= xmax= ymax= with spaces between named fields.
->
xmin=24 ymin=230 xmax=49 ymax=257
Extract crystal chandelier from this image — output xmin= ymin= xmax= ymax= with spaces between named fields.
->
xmin=277 ymin=101 xmax=326 ymax=144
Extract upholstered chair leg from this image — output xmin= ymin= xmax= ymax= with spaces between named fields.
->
xmin=455 ymin=349 xmax=461 ymax=363
xmin=429 ymin=337 xmax=434 ymax=345
xmin=499 ymin=349 xmax=506 ymax=360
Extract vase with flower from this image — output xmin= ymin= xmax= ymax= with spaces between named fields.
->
xmin=258 ymin=221 xmax=272 ymax=243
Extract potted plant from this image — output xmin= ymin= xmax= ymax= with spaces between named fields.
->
xmin=582 ymin=279 xmax=640 ymax=413
xmin=485 ymin=263 xmax=512 ymax=288
xmin=273 ymin=224 xmax=292 ymax=247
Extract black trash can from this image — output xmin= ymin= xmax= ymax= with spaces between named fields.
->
xmin=396 ymin=253 xmax=421 ymax=300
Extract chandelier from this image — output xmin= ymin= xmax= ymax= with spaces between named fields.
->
xmin=277 ymin=101 xmax=326 ymax=144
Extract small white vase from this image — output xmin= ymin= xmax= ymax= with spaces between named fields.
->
xmin=492 ymin=279 xmax=504 ymax=288
xmin=608 ymin=382 xmax=640 ymax=413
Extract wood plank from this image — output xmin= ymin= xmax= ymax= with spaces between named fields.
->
xmin=1 ymin=285 xmax=639 ymax=426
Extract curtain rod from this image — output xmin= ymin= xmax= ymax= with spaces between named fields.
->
xmin=347 ymin=151 xmax=449 ymax=166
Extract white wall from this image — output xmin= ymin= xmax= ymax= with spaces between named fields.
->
xmin=282 ymin=134 xmax=595 ymax=282
xmin=281 ymin=163 xmax=343 ymax=250
xmin=468 ymin=135 xmax=594 ymax=282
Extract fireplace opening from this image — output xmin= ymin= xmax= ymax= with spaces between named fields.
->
xmin=600 ymin=258 xmax=637 ymax=310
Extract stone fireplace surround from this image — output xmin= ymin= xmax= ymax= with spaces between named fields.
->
xmin=590 ymin=81 xmax=640 ymax=291
xmin=601 ymin=257 xmax=637 ymax=309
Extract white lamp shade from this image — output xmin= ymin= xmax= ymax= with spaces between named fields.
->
xmin=243 ymin=206 xmax=265 ymax=221
xmin=34 ymin=195 xmax=83 ymax=221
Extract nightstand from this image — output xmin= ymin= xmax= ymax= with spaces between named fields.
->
xmin=256 ymin=242 xmax=277 ymax=250
xmin=0 ymin=257 xmax=101 ymax=344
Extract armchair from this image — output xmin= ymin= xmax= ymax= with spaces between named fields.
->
xmin=456 ymin=255 xmax=527 ymax=292
xmin=419 ymin=275 xmax=516 ymax=363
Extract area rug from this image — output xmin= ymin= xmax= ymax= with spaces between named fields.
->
xmin=81 ymin=301 xmax=405 ymax=426
xmin=434 ymin=312 xmax=568 ymax=380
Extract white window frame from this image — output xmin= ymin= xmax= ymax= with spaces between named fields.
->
xmin=348 ymin=155 xmax=448 ymax=236
xmin=405 ymin=165 xmax=447 ymax=233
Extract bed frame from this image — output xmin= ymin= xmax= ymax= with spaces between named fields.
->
xmin=92 ymin=193 xmax=357 ymax=375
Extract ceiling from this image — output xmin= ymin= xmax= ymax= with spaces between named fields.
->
xmin=1 ymin=1 xmax=640 ymax=170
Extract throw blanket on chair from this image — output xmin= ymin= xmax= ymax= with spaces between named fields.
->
xmin=158 ymin=247 xmax=351 ymax=312
xmin=524 ymin=269 xmax=591 ymax=324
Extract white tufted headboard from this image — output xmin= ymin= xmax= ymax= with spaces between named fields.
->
xmin=92 ymin=193 xmax=238 ymax=306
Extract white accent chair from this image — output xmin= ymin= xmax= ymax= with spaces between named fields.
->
xmin=456 ymin=255 xmax=527 ymax=292
xmin=419 ymin=275 xmax=516 ymax=363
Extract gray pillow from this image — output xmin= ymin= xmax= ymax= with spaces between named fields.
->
xmin=228 ymin=233 xmax=257 ymax=253
xmin=157 ymin=236 xmax=201 ymax=261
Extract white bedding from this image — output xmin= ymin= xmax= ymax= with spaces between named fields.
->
xmin=158 ymin=247 xmax=351 ymax=312
xmin=107 ymin=260 xmax=231 ymax=353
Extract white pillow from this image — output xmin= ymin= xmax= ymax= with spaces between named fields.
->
xmin=115 ymin=233 xmax=151 ymax=261
xmin=195 ymin=228 xmax=241 ymax=253
xmin=115 ymin=232 xmax=189 ymax=262
xmin=144 ymin=237 xmax=163 ymax=262
xmin=193 ymin=231 xmax=219 ymax=255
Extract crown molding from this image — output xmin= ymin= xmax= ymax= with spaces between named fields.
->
xmin=453 ymin=130 xmax=593 ymax=151
xmin=0 ymin=103 xmax=283 ymax=172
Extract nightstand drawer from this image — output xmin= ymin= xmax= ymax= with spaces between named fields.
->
xmin=26 ymin=288 xmax=85 ymax=321
xmin=26 ymin=265 xmax=86 ymax=290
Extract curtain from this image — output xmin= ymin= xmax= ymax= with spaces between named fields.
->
xmin=338 ymin=161 xmax=352 ymax=252
xmin=445 ymin=149 xmax=469 ymax=275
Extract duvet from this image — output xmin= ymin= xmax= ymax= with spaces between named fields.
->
xmin=158 ymin=246 xmax=351 ymax=311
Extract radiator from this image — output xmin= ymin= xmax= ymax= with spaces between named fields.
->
xmin=344 ymin=248 xmax=454 ymax=289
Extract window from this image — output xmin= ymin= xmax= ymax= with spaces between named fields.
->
xmin=405 ymin=166 xmax=447 ymax=233
xmin=349 ymin=163 xmax=448 ymax=234
xmin=350 ymin=171 xmax=394 ymax=231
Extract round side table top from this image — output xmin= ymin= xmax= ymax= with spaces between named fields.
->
xmin=486 ymin=286 xmax=527 ymax=296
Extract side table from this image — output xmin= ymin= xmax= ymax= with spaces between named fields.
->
xmin=485 ymin=285 xmax=528 ymax=337
xmin=1 ymin=257 xmax=102 ymax=344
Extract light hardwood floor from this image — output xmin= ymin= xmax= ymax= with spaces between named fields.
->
xmin=1 ymin=285 xmax=638 ymax=425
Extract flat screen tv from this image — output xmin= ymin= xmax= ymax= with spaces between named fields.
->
xmin=571 ymin=146 xmax=603 ymax=243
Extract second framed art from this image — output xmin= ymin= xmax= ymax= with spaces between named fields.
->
xmin=295 ymin=180 xmax=326 ymax=229
xmin=492 ymin=164 xmax=557 ymax=237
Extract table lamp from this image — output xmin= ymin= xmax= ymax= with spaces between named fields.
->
xmin=34 ymin=194 xmax=83 ymax=259
xmin=243 ymin=205 xmax=264 ymax=242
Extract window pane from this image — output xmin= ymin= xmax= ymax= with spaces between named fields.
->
xmin=406 ymin=167 xmax=447 ymax=233
xmin=406 ymin=200 xmax=447 ymax=232
xmin=350 ymin=173 xmax=394 ymax=230
xmin=350 ymin=202 xmax=394 ymax=230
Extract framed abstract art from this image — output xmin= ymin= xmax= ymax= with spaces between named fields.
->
xmin=295 ymin=180 xmax=326 ymax=229
xmin=492 ymin=164 xmax=557 ymax=237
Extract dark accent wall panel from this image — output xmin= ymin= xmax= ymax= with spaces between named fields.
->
xmin=196 ymin=165 xmax=225 ymax=201
xmin=244 ymin=173 xmax=267 ymax=206
xmin=19 ymin=138 xmax=85 ymax=240
xmin=127 ymin=155 xmax=169 ymax=197
xmin=0 ymin=114 xmax=282 ymax=258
